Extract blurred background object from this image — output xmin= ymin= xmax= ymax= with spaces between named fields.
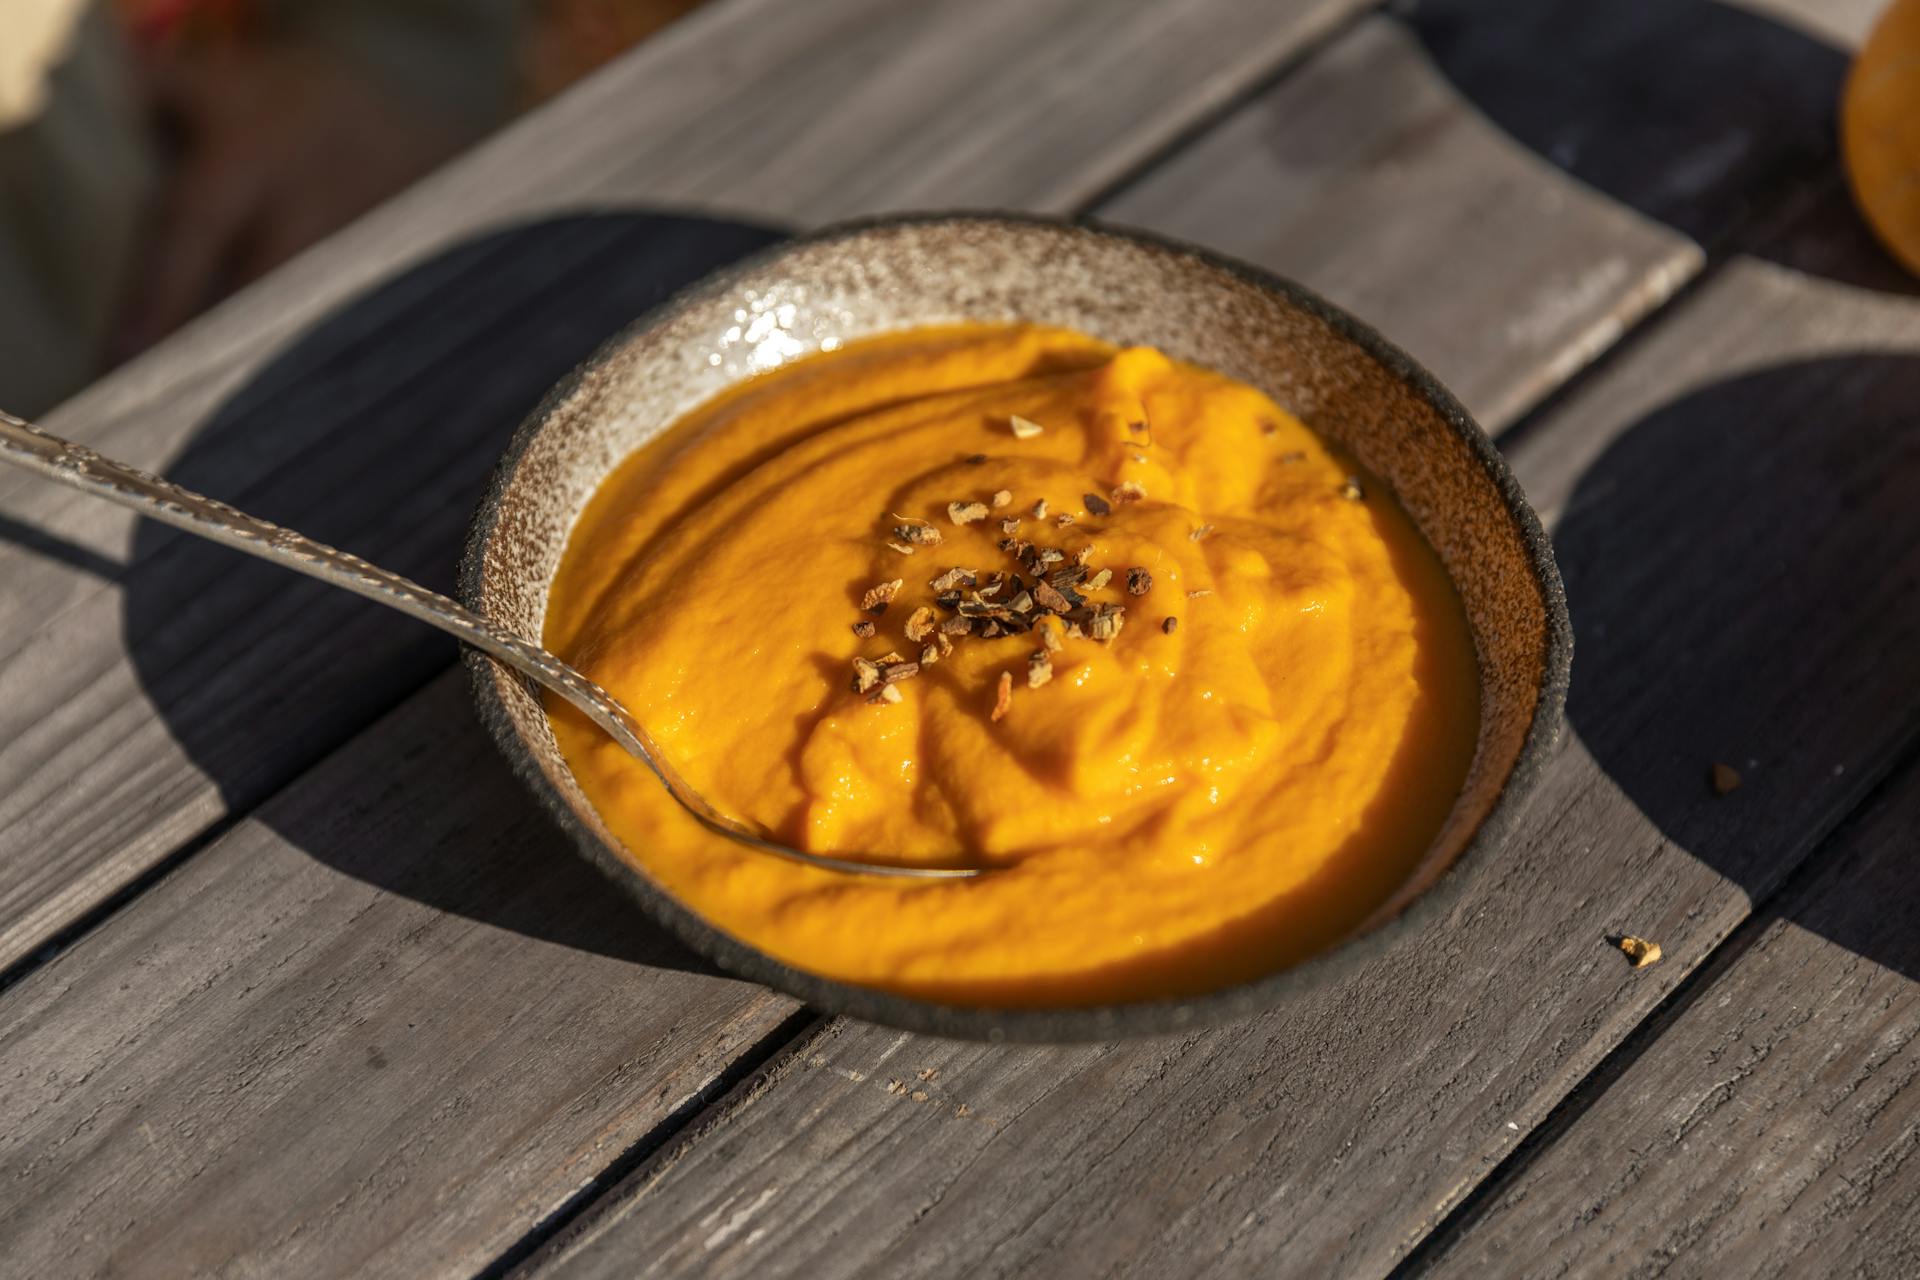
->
xmin=1 ymin=0 xmax=706 ymax=417
xmin=1842 ymin=0 xmax=1920 ymax=274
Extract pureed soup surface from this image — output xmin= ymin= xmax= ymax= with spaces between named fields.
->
xmin=545 ymin=324 xmax=1478 ymax=1006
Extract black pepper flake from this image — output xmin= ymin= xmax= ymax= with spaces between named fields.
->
xmin=1162 ymin=616 xmax=1178 ymax=634
xmin=1126 ymin=567 xmax=1152 ymax=596
xmin=1083 ymin=492 xmax=1112 ymax=517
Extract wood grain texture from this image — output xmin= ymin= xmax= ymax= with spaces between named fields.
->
xmin=0 ymin=1 xmax=1900 ymax=1275
xmin=1103 ymin=0 xmax=1873 ymax=429
xmin=522 ymin=199 xmax=1920 ymax=1279
xmin=1420 ymin=764 xmax=1920 ymax=1279
xmin=0 ymin=673 xmax=805 ymax=1278
xmin=0 ymin=0 xmax=1371 ymax=974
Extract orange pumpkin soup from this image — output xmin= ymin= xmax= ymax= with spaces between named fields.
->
xmin=544 ymin=324 xmax=1478 ymax=1005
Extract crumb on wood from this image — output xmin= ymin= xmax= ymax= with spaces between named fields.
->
xmin=1612 ymin=935 xmax=1662 ymax=968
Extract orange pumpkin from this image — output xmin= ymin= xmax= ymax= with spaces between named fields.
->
xmin=1843 ymin=0 xmax=1920 ymax=275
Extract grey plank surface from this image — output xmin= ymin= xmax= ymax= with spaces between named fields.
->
xmin=0 ymin=0 xmax=1372 ymax=975
xmin=0 ymin=1 xmax=1898 ymax=1275
xmin=0 ymin=674 xmax=803 ymax=1278
xmin=1103 ymin=0 xmax=1863 ymax=429
xmin=1420 ymin=763 xmax=1920 ymax=1279
xmin=520 ymin=197 xmax=1920 ymax=1278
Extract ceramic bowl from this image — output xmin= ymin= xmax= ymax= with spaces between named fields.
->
xmin=459 ymin=213 xmax=1571 ymax=1042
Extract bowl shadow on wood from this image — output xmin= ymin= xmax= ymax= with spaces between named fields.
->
xmin=113 ymin=211 xmax=787 ymax=978
xmin=1556 ymin=355 xmax=1920 ymax=981
xmin=1409 ymin=0 xmax=1920 ymax=297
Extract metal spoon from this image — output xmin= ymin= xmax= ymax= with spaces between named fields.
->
xmin=0 ymin=410 xmax=982 ymax=880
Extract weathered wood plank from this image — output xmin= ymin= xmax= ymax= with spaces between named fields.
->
xmin=1420 ymin=763 xmax=1920 ymax=1279
xmin=0 ymin=2 xmax=1892 ymax=1274
xmin=1102 ymin=0 xmax=1876 ymax=429
xmin=1102 ymin=15 xmax=1692 ymax=431
xmin=0 ymin=0 xmax=1373 ymax=974
xmin=519 ymin=200 xmax=1920 ymax=1278
xmin=0 ymin=673 xmax=805 ymax=1278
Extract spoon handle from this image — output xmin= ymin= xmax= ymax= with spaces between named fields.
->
xmin=0 ymin=410 xmax=979 ymax=880
xmin=0 ymin=408 xmax=649 ymax=755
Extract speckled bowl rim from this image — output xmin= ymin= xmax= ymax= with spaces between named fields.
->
xmin=459 ymin=211 xmax=1572 ymax=1043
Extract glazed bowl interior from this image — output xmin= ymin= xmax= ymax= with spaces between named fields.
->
xmin=462 ymin=214 xmax=1570 ymax=1042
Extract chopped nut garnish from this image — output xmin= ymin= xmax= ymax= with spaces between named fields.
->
xmin=880 ymin=661 xmax=920 ymax=685
xmin=1340 ymin=476 xmax=1365 ymax=501
xmin=1085 ymin=568 xmax=1113 ymax=591
xmin=885 ymin=540 xmax=917 ymax=555
xmin=939 ymin=615 xmax=973 ymax=636
xmin=1190 ymin=524 xmax=1214 ymax=541
xmin=1073 ymin=544 xmax=1095 ymax=566
xmin=1087 ymin=603 xmax=1126 ymax=642
xmin=1009 ymin=414 xmax=1045 ymax=439
xmin=1112 ymin=480 xmax=1146 ymax=504
xmin=869 ymin=683 xmax=904 ymax=705
xmin=991 ymin=489 xmax=1013 ymax=508
xmin=1614 ymin=935 xmax=1662 ymax=968
xmin=920 ymin=642 xmax=940 ymax=667
xmin=1031 ymin=499 xmax=1049 ymax=519
xmin=990 ymin=670 xmax=1013 ymax=721
xmin=894 ymin=521 xmax=943 ymax=546
xmin=1039 ymin=618 xmax=1064 ymax=652
xmin=852 ymin=619 xmax=876 ymax=638
xmin=935 ymin=631 xmax=954 ymax=657
xmin=1083 ymin=492 xmax=1112 ymax=516
xmin=1007 ymin=590 xmax=1034 ymax=614
xmin=1054 ymin=513 xmax=1075 ymax=527
xmin=904 ymin=605 xmax=937 ymax=643
xmin=861 ymin=579 xmax=904 ymax=614
xmin=1162 ymin=616 xmax=1178 ymax=634
xmin=928 ymin=567 xmax=977 ymax=593
xmin=1033 ymin=580 xmax=1072 ymax=613
xmin=1000 ymin=517 xmax=1021 ymax=535
xmin=851 ymin=657 xmax=881 ymax=693
xmin=1126 ymin=567 xmax=1153 ymax=596
xmin=1027 ymin=649 xmax=1053 ymax=688
xmin=1187 ymin=588 xmax=1212 ymax=599
xmin=948 ymin=500 xmax=991 ymax=525
xmin=1710 ymin=763 xmax=1742 ymax=796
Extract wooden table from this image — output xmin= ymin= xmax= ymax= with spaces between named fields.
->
xmin=4 ymin=0 xmax=1917 ymax=1274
